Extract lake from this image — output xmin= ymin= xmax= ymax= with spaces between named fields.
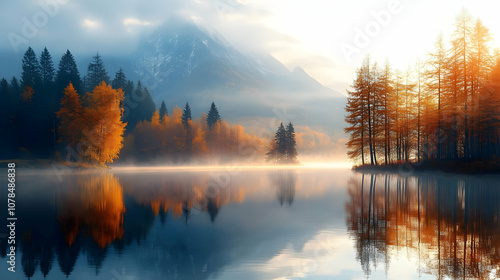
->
xmin=1 ymin=167 xmax=499 ymax=280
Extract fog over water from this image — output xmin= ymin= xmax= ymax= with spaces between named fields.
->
xmin=1 ymin=166 xmax=499 ymax=279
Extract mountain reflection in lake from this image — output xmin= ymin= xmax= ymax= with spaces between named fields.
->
xmin=3 ymin=168 xmax=500 ymax=280
xmin=345 ymin=172 xmax=500 ymax=280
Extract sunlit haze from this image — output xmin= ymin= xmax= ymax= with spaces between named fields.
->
xmin=2 ymin=0 xmax=499 ymax=95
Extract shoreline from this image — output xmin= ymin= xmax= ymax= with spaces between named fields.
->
xmin=352 ymin=160 xmax=500 ymax=175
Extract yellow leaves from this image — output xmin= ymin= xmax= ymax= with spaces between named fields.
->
xmin=57 ymin=173 xmax=125 ymax=248
xmin=151 ymin=110 xmax=160 ymax=127
xmin=56 ymin=81 xmax=126 ymax=165
xmin=192 ymin=125 xmax=208 ymax=154
xmin=127 ymin=104 xmax=266 ymax=162
xmin=57 ymin=83 xmax=84 ymax=146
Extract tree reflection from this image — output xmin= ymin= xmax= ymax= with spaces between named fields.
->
xmin=270 ymin=170 xmax=297 ymax=206
xmin=345 ymin=173 xmax=500 ymax=279
xmin=9 ymin=170 xmax=298 ymax=279
xmin=121 ymin=172 xmax=245 ymax=224
xmin=57 ymin=173 xmax=126 ymax=248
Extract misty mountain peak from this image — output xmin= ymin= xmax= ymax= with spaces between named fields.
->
xmin=129 ymin=19 xmax=342 ymax=107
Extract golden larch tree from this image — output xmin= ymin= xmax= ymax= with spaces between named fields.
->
xmin=56 ymin=83 xmax=84 ymax=146
xmin=82 ymin=81 xmax=126 ymax=165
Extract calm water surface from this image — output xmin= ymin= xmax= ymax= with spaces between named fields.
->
xmin=1 ymin=167 xmax=499 ymax=280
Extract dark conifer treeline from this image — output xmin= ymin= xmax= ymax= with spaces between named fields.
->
xmin=345 ymin=9 xmax=500 ymax=165
xmin=0 ymin=47 xmax=156 ymax=159
xmin=0 ymin=47 xmax=297 ymax=164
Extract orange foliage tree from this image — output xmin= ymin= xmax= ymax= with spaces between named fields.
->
xmin=57 ymin=81 xmax=126 ymax=165
xmin=345 ymin=9 xmax=500 ymax=164
xmin=123 ymin=105 xmax=265 ymax=163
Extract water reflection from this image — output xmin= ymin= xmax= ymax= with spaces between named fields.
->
xmin=270 ymin=170 xmax=297 ymax=206
xmin=345 ymin=173 xmax=500 ymax=279
xmin=58 ymin=174 xmax=125 ymax=248
xmin=1 ymin=169 xmax=313 ymax=279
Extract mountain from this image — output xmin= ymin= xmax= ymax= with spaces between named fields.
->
xmin=124 ymin=18 xmax=346 ymax=137
xmin=130 ymin=18 xmax=343 ymax=102
xmin=0 ymin=18 xmax=347 ymax=149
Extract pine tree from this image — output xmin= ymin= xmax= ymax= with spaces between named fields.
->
xmin=39 ymin=47 xmax=55 ymax=88
xmin=207 ymin=102 xmax=221 ymax=130
xmin=266 ymin=123 xmax=285 ymax=163
xmin=56 ymin=50 xmax=82 ymax=96
xmin=112 ymin=68 xmax=127 ymax=90
xmin=0 ymin=78 xmax=17 ymax=157
xmin=141 ymin=87 xmax=156 ymax=121
xmin=86 ymin=53 xmax=110 ymax=91
xmin=182 ymin=102 xmax=192 ymax=129
xmin=10 ymin=77 xmax=20 ymax=98
xmin=20 ymin=47 xmax=41 ymax=91
xmin=124 ymin=81 xmax=156 ymax=130
xmin=0 ymin=78 xmax=9 ymax=133
xmin=159 ymin=101 xmax=168 ymax=119
xmin=36 ymin=47 xmax=58 ymax=153
xmin=285 ymin=122 xmax=298 ymax=163
xmin=0 ymin=78 xmax=9 ymax=108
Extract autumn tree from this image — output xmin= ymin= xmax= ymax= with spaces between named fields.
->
xmin=345 ymin=56 xmax=380 ymax=165
xmin=450 ymin=8 xmax=473 ymax=158
xmin=425 ymin=34 xmax=447 ymax=159
xmin=468 ymin=18 xmax=493 ymax=158
xmin=124 ymin=103 xmax=263 ymax=163
xmin=57 ymin=82 xmax=126 ymax=165
xmin=56 ymin=83 xmax=83 ymax=147
xmin=82 ymin=82 xmax=126 ymax=164
xmin=345 ymin=65 xmax=367 ymax=165
xmin=345 ymin=9 xmax=500 ymax=165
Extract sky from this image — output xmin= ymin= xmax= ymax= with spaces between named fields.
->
xmin=1 ymin=0 xmax=499 ymax=96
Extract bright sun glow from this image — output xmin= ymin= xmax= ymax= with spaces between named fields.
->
xmin=245 ymin=0 xmax=500 ymax=91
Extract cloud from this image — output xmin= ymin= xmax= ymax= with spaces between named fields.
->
xmin=0 ymin=0 xmax=297 ymax=58
xmin=82 ymin=19 xmax=99 ymax=28
xmin=123 ymin=18 xmax=154 ymax=26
